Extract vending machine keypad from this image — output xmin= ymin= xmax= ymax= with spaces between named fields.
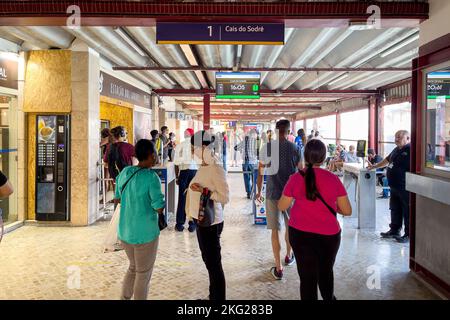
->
xmin=37 ymin=144 xmax=55 ymax=166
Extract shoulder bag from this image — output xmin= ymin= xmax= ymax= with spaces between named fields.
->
xmin=197 ymin=188 xmax=216 ymax=227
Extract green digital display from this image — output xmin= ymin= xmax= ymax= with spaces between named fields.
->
xmin=215 ymin=95 xmax=260 ymax=99
xmin=216 ymin=72 xmax=260 ymax=99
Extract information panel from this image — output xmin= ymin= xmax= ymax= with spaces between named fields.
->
xmin=156 ymin=22 xmax=284 ymax=45
xmin=427 ymin=71 xmax=450 ymax=99
xmin=216 ymin=72 xmax=260 ymax=99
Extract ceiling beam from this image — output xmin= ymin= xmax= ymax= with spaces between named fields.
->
xmin=0 ymin=2 xmax=428 ymax=27
xmin=185 ymin=105 xmax=322 ymax=111
xmin=176 ymin=100 xmax=332 ymax=105
xmin=114 ymin=66 xmax=412 ymax=72
xmin=154 ymin=89 xmax=378 ymax=98
xmin=209 ymin=115 xmax=277 ymax=120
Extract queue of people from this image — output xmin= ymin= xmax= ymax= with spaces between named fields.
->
xmin=102 ymin=120 xmax=411 ymax=301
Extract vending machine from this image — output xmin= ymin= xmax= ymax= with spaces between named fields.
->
xmin=35 ymin=115 xmax=70 ymax=221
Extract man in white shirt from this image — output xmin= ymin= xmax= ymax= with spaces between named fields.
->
xmin=174 ymin=128 xmax=199 ymax=232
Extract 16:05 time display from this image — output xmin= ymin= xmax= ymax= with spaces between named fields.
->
xmin=231 ymin=84 xmax=246 ymax=90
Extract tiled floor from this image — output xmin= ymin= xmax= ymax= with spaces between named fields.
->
xmin=0 ymin=172 xmax=439 ymax=300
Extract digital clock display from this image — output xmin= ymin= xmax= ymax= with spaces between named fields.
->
xmin=216 ymin=72 xmax=260 ymax=99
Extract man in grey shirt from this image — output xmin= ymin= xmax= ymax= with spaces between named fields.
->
xmin=256 ymin=120 xmax=303 ymax=280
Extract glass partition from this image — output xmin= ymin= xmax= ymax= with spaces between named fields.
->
xmin=425 ymin=66 xmax=450 ymax=172
xmin=340 ymin=108 xmax=368 ymax=150
xmin=379 ymin=102 xmax=411 ymax=157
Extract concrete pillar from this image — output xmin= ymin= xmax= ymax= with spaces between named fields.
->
xmin=152 ymin=95 xmax=160 ymax=131
xmin=70 ymin=48 xmax=100 ymax=225
xmin=16 ymin=52 xmax=27 ymax=222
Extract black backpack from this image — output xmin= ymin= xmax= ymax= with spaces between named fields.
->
xmin=108 ymin=143 xmax=127 ymax=180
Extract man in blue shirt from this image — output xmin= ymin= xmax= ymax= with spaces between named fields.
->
xmin=368 ymin=130 xmax=411 ymax=243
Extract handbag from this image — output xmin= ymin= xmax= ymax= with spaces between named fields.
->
xmin=299 ymin=170 xmax=337 ymax=217
xmin=158 ymin=213 xmax=167 ymax=231
xmin=197 ymin=188 xmax=215 ymax=227
xmin=121 ymin=167 xmax=167 ymax=231
xmin=102 ymin=204 xmax=121 ymax=253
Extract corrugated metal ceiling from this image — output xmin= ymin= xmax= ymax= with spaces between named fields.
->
xmin=0 ymin=23 xmax=418 ymax=118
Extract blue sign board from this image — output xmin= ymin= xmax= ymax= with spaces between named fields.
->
xmin=156 ymin=22 xmax=284 ymax=45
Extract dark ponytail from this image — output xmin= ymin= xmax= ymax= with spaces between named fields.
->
xmin=303 ymin=139 xmax=327 ymax=201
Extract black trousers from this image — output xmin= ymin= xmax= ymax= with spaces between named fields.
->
xmin=176 ymin=169 xmax=197 ymax=227
xmin=289 ymin=227 xmax=341 ymax=301
xmin=389 ymin=187 xmax=410 ymax=236
xmin=196 ymin=222 xmax=226 ymax=301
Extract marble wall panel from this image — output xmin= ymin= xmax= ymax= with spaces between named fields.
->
xmin=23 ymin=51 xmax=72 ymax=113
xmin=99 ymin=101 xmax=133 ymax=143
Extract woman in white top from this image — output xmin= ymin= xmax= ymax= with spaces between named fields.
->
xmin=186 ymin=130 xmax=230 ymax=300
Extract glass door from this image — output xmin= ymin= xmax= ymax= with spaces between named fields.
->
xmin=0 ymin=94 xmax=18 ymax=225
xmin=424 ymin=63 xmax=450 ymax=174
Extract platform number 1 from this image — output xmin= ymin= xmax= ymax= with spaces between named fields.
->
xmin=207 ymin=26 xmax=213 ymax=37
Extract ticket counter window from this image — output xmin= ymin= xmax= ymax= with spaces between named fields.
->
xmin=426 ymin=67 xmax=450 ymax=172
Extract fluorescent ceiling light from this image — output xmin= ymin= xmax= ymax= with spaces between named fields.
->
xmin=348 ymin=21 xmax=374 ymax=31
xmin=237 ymin=45 xmax=243 ymax=59
xmin=328 ymin=73 xmax=349 ymax=86
xmin=114 ymin=27 xmax=146 ymax=57
xmin=161 ymin=72 xmax=176 ymax=86
xmin=380 ymin=34 xmax=419 ymax=58
xmin=180 ymin=44 xmax=198 ymax=66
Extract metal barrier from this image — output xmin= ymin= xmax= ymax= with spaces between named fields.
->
xmin=97 ymin=161 xmax=115 ymax=216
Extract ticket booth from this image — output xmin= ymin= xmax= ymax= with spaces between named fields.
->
xmin=408 ymin=32 xmax=450 ymax=297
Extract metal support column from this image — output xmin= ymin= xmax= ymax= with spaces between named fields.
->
xmin=203 ymin=93 xmax=210 ymax=130
xmin=369 ymin=97 xmax=377 ymax=150
xmin=336 ymin=111 xmax=341 ymax=145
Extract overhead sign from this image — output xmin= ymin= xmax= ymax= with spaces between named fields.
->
xmin=216 ymin=72 xmax=260 ymax=99
xmin=427 ymin=71 xmax=450 ymax=99
xmin=0 ymin=54 xmax=18 ymax=90
xmin=156 ymin=22 xmax=284 ymax=45
xmin=166 ymin=111 xmax=176 ymax=119
xmin=99 ymin=71 xmax=151 ymax=109
xmin=177 ymin=111 xmax=185 ymax=121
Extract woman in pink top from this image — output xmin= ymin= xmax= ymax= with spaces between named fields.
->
xmin=278 ymin=139 xmax=352 ymax=300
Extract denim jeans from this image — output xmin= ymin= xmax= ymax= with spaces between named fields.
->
xmin=382 ymin=177 xmax=390 ymax=198
xmin=242 ymin=163 xmax=254 ymax=195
